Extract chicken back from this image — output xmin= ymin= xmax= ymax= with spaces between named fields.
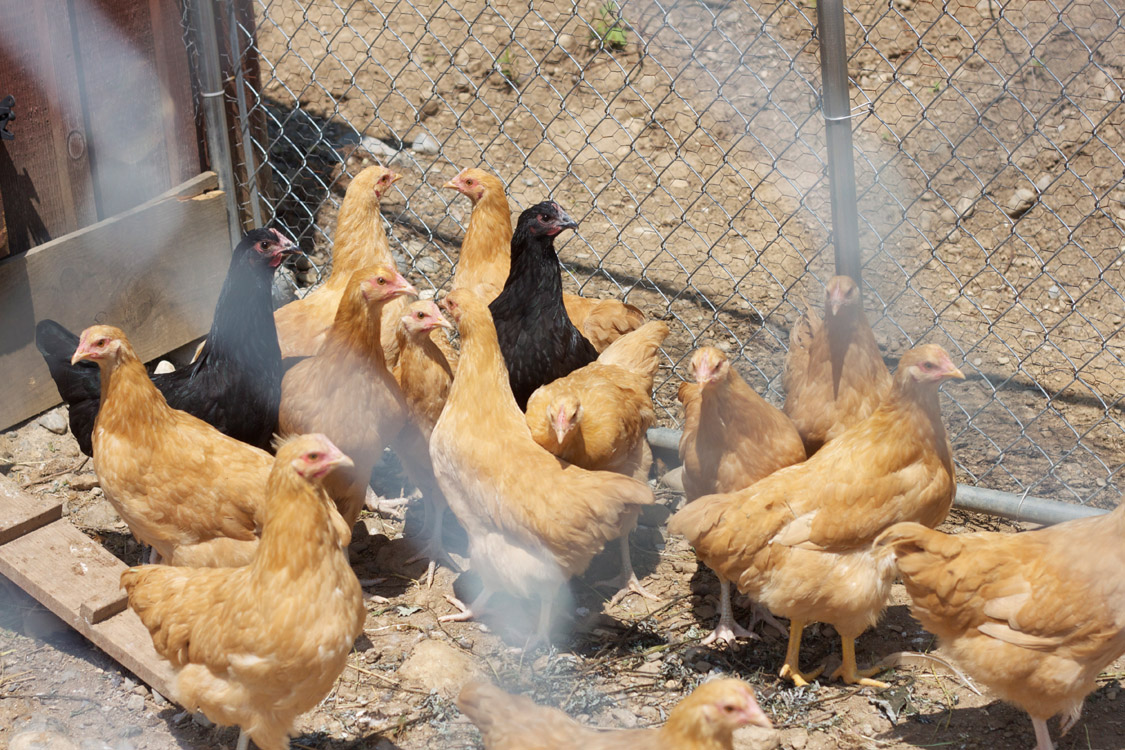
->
xmin=877 ymin=505 xmax=1125 ymax=750
xmin=122 ymin=434 xmax=364 ymax=750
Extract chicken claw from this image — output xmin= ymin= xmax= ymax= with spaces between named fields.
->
xmin=701 ymin=579 xmax=758 ymax=645
xmin=831 ymin=637 xmax=889 ymax=688
xmin=779 ymin=619 xmax=824 ymax=687
xmin=779 ymin=661 xmax=824 ymax=688
xmin=598 ymin=536 xmax=658 ymax=605
xmin=439 ymin=587 xmax=494 ymax=624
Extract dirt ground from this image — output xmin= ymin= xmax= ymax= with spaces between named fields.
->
xmin=3 ymin=1 xmax=1124 ymax=749
xmin=250 ymin=0 xmax=1125 ymax=510
xmin=2 ymin=408 xmax=1124 ymax=750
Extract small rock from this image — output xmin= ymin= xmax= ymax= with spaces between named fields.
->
xmin=734 ymin=726 xmax=782 ymax=750
xmin=411 ymin=132 xmax=441 ymax=155
xmin=398 ymin=639 xmax=481 ymax=696
xmin=130 ymin=684 xmax=148 ymax=697
xmin=39 ymin=412 xmax=68 ymax=435
xmin=11 ymin=731 xmax=79 ymax=750
xmin=415 ymin=256 xmax=440 ymax=274
xmin=69 ymin=474 xmax=100 ymax=491
xmin=151 ymin=690 xmax=168 ymax=707
xmin=660 ymin=467 xmax=684 ymax=492
xmin=152 ymin=360 xmax=175 ymax=375
xmin=116 ymin=726 xmax=142 ymax=739
xmin=637 ymin=660 xmax=662 ymax=675
xmin=359 ymin=136 xmax=399 ymax=159
xmin=1005 ymin=187 xmax=1036 ymax=217
xmin=786 ymin=728 xmax=810 ymax=750
xmin=78 ymin=498 xmax=123 ymax=533
xmin=126 ymin=693 xmax=145 ymax=712
xmin=608 ymin=707 xmax=638 ymax=728
xmin=695 ymin=604 xmax=717 ymax=620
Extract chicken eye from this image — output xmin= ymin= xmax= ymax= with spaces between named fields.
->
xmin=921 ymin=361 xmax=935 ymax=371
xmin=465 ymin=178 xmax=474 ymax=186
xmin=307 ymin=452 xmax=321 ymax=461
xmin=377 ymin=277 xmax=387 ymax=285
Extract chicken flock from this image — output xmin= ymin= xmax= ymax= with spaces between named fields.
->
xmin=34 ymin=165 xmax=1125 ymax=750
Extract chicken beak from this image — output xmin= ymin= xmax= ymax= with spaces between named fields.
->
xmin=433 ymin=312 xmax=454 ymax=330
xmin=555 ymin=208 xmax=579 ymax=231
xmin=327 ymin=452 xmax=354 ymax=471
xmin=742 ymin=701 xmax=772 ymax=729
xmin=70 ymin=341 xmax=90 ymax=366
xmin=945 ymin=366 xmax=966 ymax=381
xmin=390 ymin=272 xmax=420 ymax=299
xmin=387 ymin=170 xmax=402 ymax=185
xmin=442 ymin=175 xmax=461 ymax=191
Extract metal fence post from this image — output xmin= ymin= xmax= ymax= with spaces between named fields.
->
xmin=190 ymin=0 xmax=243 ymax=248
xmin=816 ymin=0 xmax=862 ymax=284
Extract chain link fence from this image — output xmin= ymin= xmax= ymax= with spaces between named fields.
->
xmin=203 ymin=0 xmax=1123 ymax=510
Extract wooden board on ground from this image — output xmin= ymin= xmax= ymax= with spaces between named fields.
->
xmin=0 ymin=171 xmax=230 ymax=431
xmin=0 ymin=473 xmax=175 ymax=698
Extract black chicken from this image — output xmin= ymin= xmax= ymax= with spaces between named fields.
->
xmin=35 ymin=228 xmax=296 ymax=456
xmin=488 ymin=201 xmax=598 ymax=409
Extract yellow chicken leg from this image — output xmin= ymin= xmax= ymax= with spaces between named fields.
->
xmin=778 ymin=620 xmax=824 ymax=687
xmin=831 ymin=635 xmax=889 ymax=688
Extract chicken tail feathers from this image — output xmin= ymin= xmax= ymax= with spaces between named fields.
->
xmin=121 ymin=565 xmax=203 ymax=667
xmin=874 ymin=522 xmax=944 ymax=556
xmin=668 ymin=492 xmax=729 ymax=547
xmin=597 ymin=321 xmax=669 ymax=381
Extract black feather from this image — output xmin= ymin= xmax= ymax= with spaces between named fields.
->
xmin=489 ymin=201 xmax=597 ymax=410
xmin=35 ymin=228 xmax=287 ymax=456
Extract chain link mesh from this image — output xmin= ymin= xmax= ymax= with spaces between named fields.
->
xmin=209 ymin=0 xmax=1122 ymax=509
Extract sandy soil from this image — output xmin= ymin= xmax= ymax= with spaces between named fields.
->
xmin=2 ymin=407 xmax=1123 ymax=750
xmin=3 ymin=1 xmax=1123 ymax=749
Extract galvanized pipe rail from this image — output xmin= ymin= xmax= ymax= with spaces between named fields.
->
xmin=646 ymin=427 xmax=1107 ymax=526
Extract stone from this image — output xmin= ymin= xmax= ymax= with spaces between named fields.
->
xmin=11 ymin=731 xmax=80 ymax=750
xmin=734 ymin=726 xmax=782 ymax=750
xmin=151 ymin=690 xmax=169 ymax=707
xmin=38 ymin=412 xmax=68 ymax=435
xmin=1006 ymin=187 xmax=1036 ymax=217
xmin=397 ymin=639 xmax=481 ymax=697
xmin=77 ymin=498 xmax=123 ymax=532
xmin=786 ymin=728 xmax=809 ymax=750
xmin=152 ymin=360 xmax=175 ymax=375
xmin=660 ymin=466 xmax=684 ymax=492
xmin=126 ymin=693 xmax=145 ymax=712
xmin=607 ymin=707 xmax=638 ymax=728
xmin=359 ymin=136 xmax=399 ymax=160
xmin=68 ymin=474 xmax=100 ymax=491
xmin=411 ymin=132 xmax=441 ymax=155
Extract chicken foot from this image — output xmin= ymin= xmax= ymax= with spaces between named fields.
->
xmin=778 ymin=619 xmax=824 ymax=687
xmin=599 ymin=535 xmax=658 ymax=605
xmin=403 ymin=497 xmax=460 ymax=588
xmin=235 ymin=730 xmax=249 ymax=750
xmin=700 ymin=576 xmax=757 ymax=645
xmin=830 ymin=635 xmax=889 ymax=688
xmin=439 ymin=585 xmax=495 ymax=624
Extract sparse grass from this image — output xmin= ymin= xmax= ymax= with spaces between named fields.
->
xmin=496 ymin=46 xmax=520 ymax=85
xmin=589 ymin=2 xmax=630 ymax=50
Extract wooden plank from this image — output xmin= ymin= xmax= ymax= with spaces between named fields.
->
xmin=0 ymin=476 xmax=175 ymax=697
xmin=0 ymin=171 xmax=229 ymax=430
xmin=73 ymin=0 xmax=199 ymax=219
xmin=0 ymin=478 xmax=62 ymax=544
xmin=0 ymin=0 xmax=97 ymax=254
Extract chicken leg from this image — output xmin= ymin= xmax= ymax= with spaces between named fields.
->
xmin=602 ymin=535 xmax=657 ymax=605
xmin=701 ymin=576 xmax=756 ymax=645
xmin=830 ymin=635 xmax=889 ymax=688
xmin=778 ymin=619 xmax=824 ymax=687
xmin=1031 ymin=716 xmax=1054 ymax=750
xmin=235 ymin=730 xmax=249 ymax=750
